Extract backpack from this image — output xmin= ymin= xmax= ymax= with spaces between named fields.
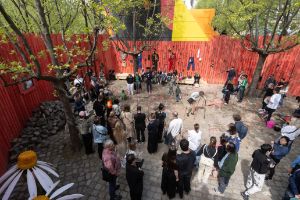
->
xmin=235 ymin=121 xmax=248 ymax=140
xmin=156 ymin=111 xmax=166 ymax=125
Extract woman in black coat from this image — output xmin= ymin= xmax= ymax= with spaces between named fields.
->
xmin=126 ymin=154 xmax=144 ymax=200
xmin=147 ymin=113 xmax=159 ymax=154
xmin=224 ymin=80 xmax=234 ymax=104
xmin=161 ymin=146 xmax=178 ymax=199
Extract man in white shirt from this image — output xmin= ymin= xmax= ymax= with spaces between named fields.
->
xmin=265 ymin=88 xmax=281 ymax=121
xmin=187 ymin=123 xmax=202 ymax=152
xmin=281 ymin=117 xmax=300 ymax=141
xmin=186 ymin=91 xmax=204 ymax=116
xmin=167 ymin=112 xmax=183 ymax=143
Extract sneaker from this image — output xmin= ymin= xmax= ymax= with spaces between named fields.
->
xmin=224 ymin=103 xmax=228 ymax=105
xmin=241 ymin=192 xmax=249 ymax=200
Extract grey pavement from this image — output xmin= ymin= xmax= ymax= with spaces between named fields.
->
xmin=9 ymin=81 xmax=300 ymax=200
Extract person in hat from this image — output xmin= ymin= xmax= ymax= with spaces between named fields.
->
xmin=77 ymin=111 xmax=94 ymax=155
xmin=155 ymin=103 xmax=166 ymax=143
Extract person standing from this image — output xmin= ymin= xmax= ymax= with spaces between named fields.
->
xmin=241 ymin=144 xmax=273 ymax=200
xmin=152 ymin=48 xmax=159 ymax=71
xmin=161 ymin=146 xmax=179 ymax=199
xmin=261 ymin=83 xmax=274 ymax=110
xmin=147 ymin=113 xmax=159 ymax=154
xmin=145 ymin=68 xmax=153 ymax=94
xmin=187 ymin=123 xmax=202 ymax=154
xmin=102 ymin=140 xmax=122 ymax=200
xmin=108 ymin=111 xmax=125 ymax=145
xmin=176 ymin=139 xmax=196 ymax=198
xmin=112 ymin=99 xmax=121 ymax=118
xmin=93 ymin=94 xmax=106 ymax=126
xmin=126 ymin=154 xmax=144 ymax=200
xmin=216 ymin=142 xmax=238 ymax=194
xmin=265 ymin=88 xmax=281 ymax=121
xmin=197 ymin=137 xmax=218 ymax=184
xmin=134 ymin=72 xmax=142 ymax=94
xmin=92 ymin=116 xmax=109 ymax=159
xmin=134 ymin=106 xmax=146 ymax=143
xmin=121 ymin=104 xmax=134 ymax=143
xmin=224 ymin=80 xmax=234 ymax=105
xmin=224 ymin=67 xmax=236 ymax=87
xmin=233 ymin=114 xmax=248 ymax=140
xmin=126 ymin=74 xmax=135 ymax=95
xmin=237 ymin=75 xmax=248 ymax=103
xmin=77 ymin=111 xmax=94 ymax=155
xmin=175 ymin=85 xmax=182 ymax=102
xmin=166 ymin=112 xmax=183 ymax=145
xmin=155 ymin=103 xmax=167 ymax=143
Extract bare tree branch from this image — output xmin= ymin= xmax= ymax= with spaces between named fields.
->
xmin=0 ymin=2 xmax=42 ymax=77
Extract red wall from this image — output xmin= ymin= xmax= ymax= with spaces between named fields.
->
xmin=0 ymin=34 xmax=299 ymax=175
xmin=112 ymin=36 xmax=300 ymax=96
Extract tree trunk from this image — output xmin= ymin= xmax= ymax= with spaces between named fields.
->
xmin=133 ymin=54 xmax=139 ymax=73
xmin=247 ymin=53 xmax=268 ymax=97
xmin=54 ymin=81 xmax=81 ymax=151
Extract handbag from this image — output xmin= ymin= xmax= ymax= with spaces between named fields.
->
xmin=200 ymin=145 xmax=217 ymax=166
xmin=101 ymin=167 xmax=114 ymax=182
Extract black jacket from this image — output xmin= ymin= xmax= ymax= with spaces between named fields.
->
xmin=126 ymin=164 xmax=144 ymax=194
xmin=126 ymin=76 xmax=134 ymax=84
xmin=176 ymin=151 xmax=196 ymax=177
xmin=134 ymin=113 xmax=146 ymax=129
xmin=251 ymin=149 xmax=270 ymax=174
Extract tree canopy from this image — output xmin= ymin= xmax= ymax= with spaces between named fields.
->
xmin=213 ymin=0 xmax=300 ymax=96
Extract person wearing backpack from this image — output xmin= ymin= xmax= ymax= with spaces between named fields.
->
xmin=196 ymin=137 xmax=218 ymax=184
xmin=241 ymin=144 xmax=273 ymax=200
xmin=233 ymin=114 xmax=248 ymax=140
xmin=155 ymin=103 xmax=167 ymax=143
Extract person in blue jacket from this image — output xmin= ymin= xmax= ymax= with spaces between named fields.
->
xmin=283 ymin=165 xmax=300 ymax=200
xmin=266 ymin=136 xmax=290 ymax=180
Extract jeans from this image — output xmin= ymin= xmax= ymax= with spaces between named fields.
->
xmin=187 ymin=62 xmax=195 ymax=71
xmin=176 ymin=94 xmax=180 ymax=102
xmin=218 ymin=176 xmax=230 ymax=193
xmin=136 ymin=127 xmax=145 ymax=142
xmin=238 ymin=87 xmax=245 ymax=101
xmin=178 ymin=175 xmax=191 ymax=197
xmin=109 ymin=176 xmax=117 ymax=200
xmin=265 ymin=107 xmax=276 ymax=121
xmin=267 ymin=155 xmax=280 ymax=179
xmin=146 ymin=82 xmax=152 ymax=93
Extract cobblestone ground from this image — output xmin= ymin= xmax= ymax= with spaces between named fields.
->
xmin=10 ymin=81 xmax=300 ymax=200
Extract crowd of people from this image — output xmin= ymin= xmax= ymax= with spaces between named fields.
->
xmin=68 ymin=64 xmax=299 ymax=200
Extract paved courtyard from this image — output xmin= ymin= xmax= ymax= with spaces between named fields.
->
xmin=9 ymin=80 xmax=300 ymax=200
